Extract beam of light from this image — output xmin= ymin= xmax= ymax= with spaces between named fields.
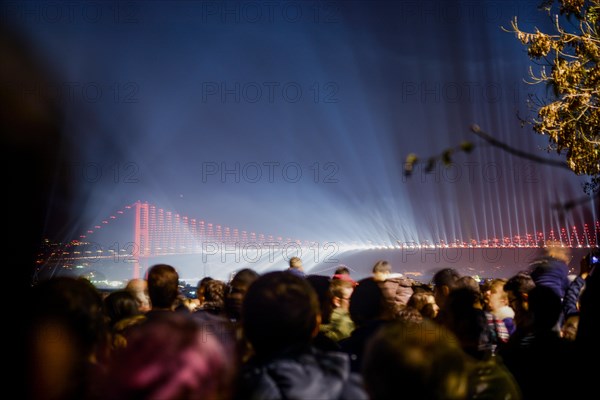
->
xmin=14 ymin=1 xmax=596 ymax=283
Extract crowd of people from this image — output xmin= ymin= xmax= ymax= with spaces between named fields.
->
xmin=26 ymin=248 xmax=599 ymax=399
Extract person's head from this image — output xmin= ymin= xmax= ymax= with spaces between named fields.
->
xmin=421 ymin=302 xmax=439 ymax=320
xmin=504 ymin=272 xmax=535 ymax=325
xmin=443 ymin=288 xmax=489 ymax=359
xmin=243 ymin=272 xmax=319 ymax=358
xmin=455 ymin=276 xmax=482 ymax=308
xmin=363 ymin=320 xmax=469 ymax=400
xmin=486 ymin=279 xmax=508 ymax=314
xmin=104 ymin=312 xmax=235 ymax=400
xmin=307 ymin=275 xmax=334 ymax=324
xmin=125 ymin=278 xmax=151 ymax=313
xmin=456 ymin=276 xmax=480 ymax=293
xmin=395 ymin=306 xmax=424 ymax=324
xmin=30 ymin=277 xmax=106 ymax=356
xmin=372 ymin=260 xmax=392 ymax=281
xmin=2 ymin=26 xmax=71 ymax=295
xmin=202 ymin=280 xmax=225 ymax=303
xmin=432 ymin=268 xmax=460 ymax=309
xmin=544 ymin=242 xmax=571 ymax=264
xmin=349 ymin=278 xmax=391 ymax=326
xmin=529 ymin=285 xmax=562 ymax=332
xmin=561 ymin=312 xmax=579 ymax=341
xmin=201 ymin=280 xmax=227 ymax=314
xmin=225 ymin=268 xmax=259 ymax=320
xmin=196 ymin=277 xmax=214 ymax=304
xmin=407 ymin=292 xmax=436 ymax=313
xmin=334 ymin=265 xmax=350 ymax=276
xmin=529 ymin=251 xmax=570 ymax=299
xmin=104 ymin=290 xmax=140 ymax=327
xmin=289 ymin=256 xmax=303 ymax=270
xmin=147 ymin=264 xmax=179 ymax=310
xmin=330 ymin=278 xmax=354 ymax=311
xmin=332 ymin=271 xmax=357 ymax=287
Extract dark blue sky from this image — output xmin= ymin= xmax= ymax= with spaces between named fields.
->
xmin=6 ymin=1 xmax=596 ymax=250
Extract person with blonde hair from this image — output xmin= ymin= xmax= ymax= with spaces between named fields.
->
xmin=529 ymin=242 xmax=570 ymax=300
xmin=484 ymin=278 xmax=515 ymax=335
xmin=286 ymin=256 xmax=305 ymax=277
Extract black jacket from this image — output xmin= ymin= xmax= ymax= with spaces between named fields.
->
xmin=237 ymin=346 xmax=367 ymax=400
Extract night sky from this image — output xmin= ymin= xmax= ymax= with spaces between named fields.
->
xmin=5 ymin=1 xmax=597 ymax=280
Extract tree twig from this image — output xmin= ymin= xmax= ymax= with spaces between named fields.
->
xmin=470 ymin=124 xmax=571 ymax=170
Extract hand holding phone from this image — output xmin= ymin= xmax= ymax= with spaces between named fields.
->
xmin=581 ymin=251 xmax=600 ymax=278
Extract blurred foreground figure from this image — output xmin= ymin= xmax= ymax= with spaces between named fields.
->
xmin=27 ymin=278 xmax=107 ymax=400
xmin=102 ymin=312 xmax=235 ymax=400
xmin=363 ymin=320 xmax=469 ymax=400
xmin=363 ymin=319 xmax=520 ymax=400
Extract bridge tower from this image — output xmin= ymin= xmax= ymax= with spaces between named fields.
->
xmin=133 ymin=201 xmax=150 ymax=279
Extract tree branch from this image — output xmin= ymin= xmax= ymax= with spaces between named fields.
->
xmin=553 ymin=191 xmax=600 ymax=211
xmin=470 ymin=124 xmax=571 ymax=170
